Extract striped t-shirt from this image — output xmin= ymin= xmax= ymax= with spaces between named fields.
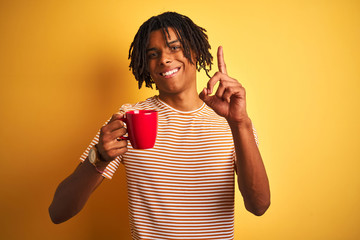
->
xmin=81 ymin=96 xmax=256 ymax=239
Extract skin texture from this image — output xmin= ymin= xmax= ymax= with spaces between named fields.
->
xmin=49 ymin=27 xmax=270 ymax=224
xmin=146 ymin=28 xmax=203 ymax=111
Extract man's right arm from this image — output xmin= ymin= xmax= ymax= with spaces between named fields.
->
xmin=49 ymin=113 xmax=127 ymax=224
xmin=48 ymin=158 xmax=106 ymax=224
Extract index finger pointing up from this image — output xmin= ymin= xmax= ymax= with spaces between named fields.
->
xmin=217 ymin=46 xmax=227 ymax=75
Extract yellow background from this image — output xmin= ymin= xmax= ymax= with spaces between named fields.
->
xmin=1 ymin=0 xmax=359 ymax=239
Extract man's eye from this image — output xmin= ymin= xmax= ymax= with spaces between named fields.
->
xmin=171 ymin=46 xmax=181 ymax=51
xmin=147 ymin=52 xmax=158 ymax=59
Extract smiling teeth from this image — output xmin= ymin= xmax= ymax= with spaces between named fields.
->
xmin=162 ymin=68 xmax=178 ymax=76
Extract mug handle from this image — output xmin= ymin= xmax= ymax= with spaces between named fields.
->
xmin=120 ymin=117 xmax=129 ymax=140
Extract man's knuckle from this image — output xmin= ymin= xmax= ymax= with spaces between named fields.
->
xmin=120 ymin=140 xmax=128 ymax=147
xmin=121 ymin=128 xmax=127 ymax=135
xmin=120 ymin=147 xmax=128 ymax=155
xmin=103 ymin=143 xmax=112 ymax=151
xmin=101 ymin=134 xmax=111 ymax=142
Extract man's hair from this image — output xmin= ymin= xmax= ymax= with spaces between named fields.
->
xmin=128 ymin=11 xmax=213 ymax=89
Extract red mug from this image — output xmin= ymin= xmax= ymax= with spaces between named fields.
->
xmin=121 ymin=110 xmax=158 ymax=149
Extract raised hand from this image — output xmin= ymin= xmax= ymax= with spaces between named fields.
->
xmin=199 ymin=46 xmax=249 ymax=124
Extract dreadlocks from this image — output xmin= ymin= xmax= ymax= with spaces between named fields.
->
xmin=128 ymin=12 xmax=213 ymax=89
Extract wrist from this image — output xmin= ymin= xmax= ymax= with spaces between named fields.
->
xmin=228 ymin=116 xmax=252 ymax=130
xmin=93 ymin=158 xmax=109 ymax=169
xmin=88 ymin=145 xmax=109 ymax=174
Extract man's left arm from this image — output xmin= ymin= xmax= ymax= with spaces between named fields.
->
xmin=199 ymin=46 xmax=270 ymax=216
xmin=228 ymin=117 xmax=270 ymax=216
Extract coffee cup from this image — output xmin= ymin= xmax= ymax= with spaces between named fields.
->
xmin=121 ymin=110 xmax=158 ymax=149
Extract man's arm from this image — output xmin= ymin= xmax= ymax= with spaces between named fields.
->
xmin=49 ymin=113 xmax=128 ymax=223
xmin=48 ymin=158 xmax=106 ymax=224
xmin=229 ymin=118 xmax=270 ymax=216
xmin=199 ymin=46 xmax=270 ymax=216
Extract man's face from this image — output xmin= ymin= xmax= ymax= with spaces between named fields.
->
xmin=146 ymin=27 xmax=197 ymax=96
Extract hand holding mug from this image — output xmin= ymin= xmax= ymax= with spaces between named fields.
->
xmin=97 ymin=113 xmax=128 ymax=162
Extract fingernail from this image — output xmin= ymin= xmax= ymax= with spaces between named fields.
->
xmin=202 ymin=88 xmax=207 ymax=95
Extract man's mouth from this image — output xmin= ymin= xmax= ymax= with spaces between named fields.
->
xmin=160 ymin=67 xmax=180 ymax=77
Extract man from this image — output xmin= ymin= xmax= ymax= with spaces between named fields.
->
xmin=49 ymin=12 xmax=270 ymax=239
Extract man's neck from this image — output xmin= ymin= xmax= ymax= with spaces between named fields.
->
xmin=158 ymin=90 xmax=203 ymax=112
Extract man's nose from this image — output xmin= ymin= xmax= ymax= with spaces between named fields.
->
xmin=160 ymin=51 xmax=173 ymax=65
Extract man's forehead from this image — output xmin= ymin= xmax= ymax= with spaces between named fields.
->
xmin=147 ymin=27 xmax=180 ymax=47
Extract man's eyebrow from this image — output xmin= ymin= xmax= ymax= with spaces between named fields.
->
xmin=146 ymin=40 xmax=180 ymax=52
xmin=146 ymin=47 xmax=157 ymax=52
xmin=167 ymin=40 xmax=180 ymax=45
